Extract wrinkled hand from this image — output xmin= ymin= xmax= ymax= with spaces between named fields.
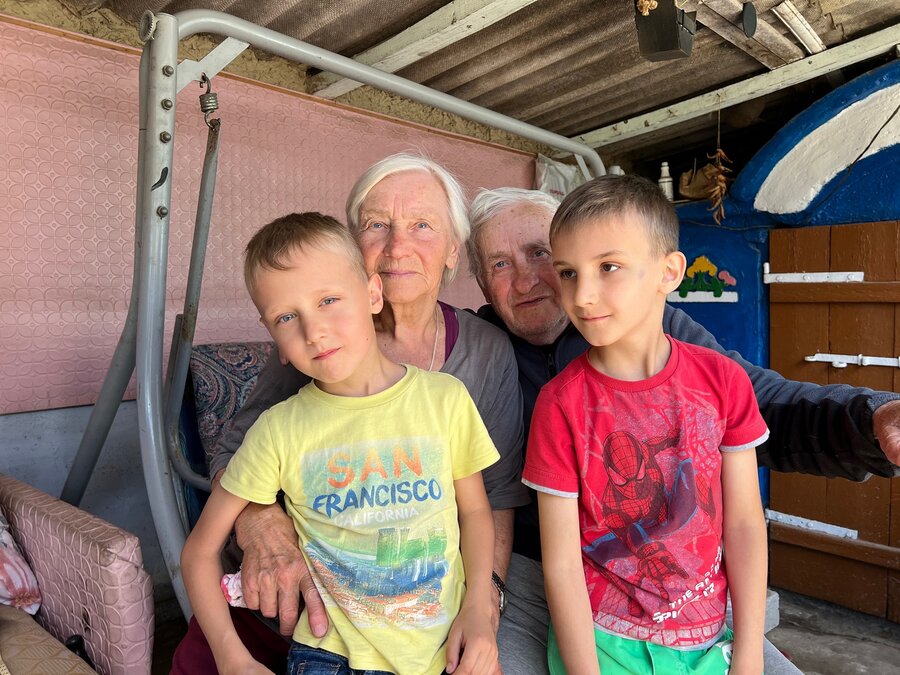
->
xmin=445 ymin=602 xmax=501 ymax=675
xmin=874 ymin=399 xmax=900 ymax=467
xmin=234 ymin=502 xmax=328 ymax=637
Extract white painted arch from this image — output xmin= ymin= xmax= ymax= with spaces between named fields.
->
xmin=753 ymin=82 xmax=900 ymax=214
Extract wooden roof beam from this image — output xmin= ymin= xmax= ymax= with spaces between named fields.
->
xmin=310 ymin=0 xmax=538 ymax=100
xmin=771 ymin=1 xmax=827 ymax=55
xmin=698 ymin=0 xmax=804 ymax=69
xmin=572 ymin=22 xmax=900 ymax=149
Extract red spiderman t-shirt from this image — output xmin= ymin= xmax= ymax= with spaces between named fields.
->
xmin=522 ymin=336 xmax=769 ymax=649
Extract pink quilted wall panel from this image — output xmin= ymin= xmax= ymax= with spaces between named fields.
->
xmin=0 ymin=19 xmax=534 ymax=414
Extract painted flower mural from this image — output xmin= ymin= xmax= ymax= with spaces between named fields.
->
xmin=674 ymin=256 xmax=738 ymax=302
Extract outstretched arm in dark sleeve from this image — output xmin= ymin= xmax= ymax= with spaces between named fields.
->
xmin=664 ymin=305 xmax=900 ymax=480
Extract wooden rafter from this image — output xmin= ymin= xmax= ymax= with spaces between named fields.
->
xmin=572 ymin=22 xmax=900 ymax=148
xmin=310 ymin=0 xmax=538 ymax=100
xmin=699 ymin=0 xmax=804 ymax=69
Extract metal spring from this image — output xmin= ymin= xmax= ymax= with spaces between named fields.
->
xmin=199 ymin=74 xmax=219 ymax=127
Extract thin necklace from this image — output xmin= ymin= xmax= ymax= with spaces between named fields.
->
xmin=428 ymin=305 xmax=441 ymax=371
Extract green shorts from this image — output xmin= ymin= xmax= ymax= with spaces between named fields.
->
xmin=548 ymin=624 xmax=737 ymax=675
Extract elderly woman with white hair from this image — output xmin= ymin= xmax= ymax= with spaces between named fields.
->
xmin=171 ymin=154 xmax=524 ymax=674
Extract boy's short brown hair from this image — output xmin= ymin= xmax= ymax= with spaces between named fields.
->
xmin=243 ymin=212 xmax=367 ymax=292
xmin=549 ymin=175 xmax=679 ymax=256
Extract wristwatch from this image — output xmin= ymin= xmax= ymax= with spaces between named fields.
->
xmin=491 ymin=571 xmax=508 ymax=617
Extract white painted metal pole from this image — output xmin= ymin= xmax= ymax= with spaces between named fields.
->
xmin=135 ymin=12 xmax=191 ymax=618
xmin=173 ymin=9 xmax=606 ymax=176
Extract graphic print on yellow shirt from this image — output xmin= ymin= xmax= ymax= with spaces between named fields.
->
xmin=303 ymin=435 xmax=454 ymax=629
xmin=221 ymin=367 xmax=500 ymax=675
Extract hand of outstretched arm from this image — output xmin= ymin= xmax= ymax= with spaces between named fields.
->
xmin=226 ymin=470 xmax=327 ymax=637
xmin=181 ymin=486 xmax=275 ymax=675
xmin=722 ymin=450 xmax=767 ymax=675
xmin=874 ymin=400 xmax=900 ymax=467
xmin=538 ymin=492 xmax=600 ymax=675
xmin=446 ymin=472 xmax=500 ymax=675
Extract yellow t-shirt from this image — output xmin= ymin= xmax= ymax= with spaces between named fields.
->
xmin=221 ymin=366 xmax=500 ymax=675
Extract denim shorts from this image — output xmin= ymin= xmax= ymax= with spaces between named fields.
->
xmin=286 ymin=643 xmax=394 ymax=675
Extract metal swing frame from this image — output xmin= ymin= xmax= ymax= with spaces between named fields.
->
xmin=60 ymin=9 xmax=606 ymax=618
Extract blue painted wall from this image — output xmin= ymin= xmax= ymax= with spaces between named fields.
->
xmin=673 ymin=204 xmax=773 ymax=502
xmin=731 ymin=60 xmax=900 ymax=226
xmin=776 ymin=144 xmax=900 ymax=227
xmin=670 ymin=59 xmax=900 ymax=371
xmin=667 ymin=59 xmax=900 ymax=505
xmin=675 ymin=202 xmax=771 ymax=368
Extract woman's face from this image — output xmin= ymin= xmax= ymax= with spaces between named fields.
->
xmin=356 ymin=170 xmax=459 ymax=306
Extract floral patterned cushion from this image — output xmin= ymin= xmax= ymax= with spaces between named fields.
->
xmin=189 ymin=342 xmax=274 ymax=463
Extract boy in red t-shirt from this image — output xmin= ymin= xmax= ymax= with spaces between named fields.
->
xmin=522 ymin=175 xmax=769 ymax=675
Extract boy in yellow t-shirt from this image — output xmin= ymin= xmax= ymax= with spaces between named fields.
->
xmin=181 ymin=212 xmax=500 ymax=675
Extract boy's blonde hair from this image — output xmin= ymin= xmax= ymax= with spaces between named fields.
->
xmin=244 ymin=212 xmax=367 ymax=292
xmin=549 ymin=175 xmax=679 ymax=256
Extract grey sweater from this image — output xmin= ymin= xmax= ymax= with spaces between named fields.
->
xmin=209 ymin=307 xmax=528 ymax=510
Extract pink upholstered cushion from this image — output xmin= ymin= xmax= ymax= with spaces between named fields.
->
xmin=0 ymin=475 xmax=153 ymax=675
xmin=0 ymin=514 xmax=40 ymax=615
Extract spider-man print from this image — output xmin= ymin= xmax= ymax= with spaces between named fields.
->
xmin=522 ymin=340 xmax=770 ymax=646
xmin=602 ymin=428 xmax=678 ymax=536
xmin=582 ymin=427 xmax=712 ymax=615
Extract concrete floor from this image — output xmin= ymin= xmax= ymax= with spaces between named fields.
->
xmin=152 ymin=590 xmax=900 ymax=674
xmin=767 ymin=589 xmax=900 ymax=675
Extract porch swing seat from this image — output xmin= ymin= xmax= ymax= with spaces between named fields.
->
xmin=178 ymin=342 xmax=274 ymax=525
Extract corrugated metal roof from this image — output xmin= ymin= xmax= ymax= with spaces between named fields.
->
xmin=64 ymin=1 xmax=900 ymax=169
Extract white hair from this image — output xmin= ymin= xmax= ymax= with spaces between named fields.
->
xmin=467 ymin=187 xmax=560 ymax=280
xmin=345 ymin=154 xmax=469 ymax=285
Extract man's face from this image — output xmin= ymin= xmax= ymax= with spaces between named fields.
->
xmin=475 ymin=203 xmax=569 ymax=345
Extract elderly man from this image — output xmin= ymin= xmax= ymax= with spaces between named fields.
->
xmin=466 ymin=187 xmax=900 ymax=675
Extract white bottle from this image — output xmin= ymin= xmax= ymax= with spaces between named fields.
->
xmin=658 ymin=162 xmax=674 ymax=200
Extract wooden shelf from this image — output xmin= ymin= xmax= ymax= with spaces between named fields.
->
xmin=770 ymin=522 xmax=900 ymax=572
xmin=770 ymin=281 xmax=900 ymax=303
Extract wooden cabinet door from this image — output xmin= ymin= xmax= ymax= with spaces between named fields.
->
xmin=768 ymin=221 xmax=900 ymax=621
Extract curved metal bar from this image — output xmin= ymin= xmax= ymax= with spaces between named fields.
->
xmin=173 ymin=9 xmax=606 ymax=176
xmin=134 ymin=12 xmax=191 ymax=617
xmin=59 ymin=304 xmax=138 ymax=505
xmin=60 ymin=46 xmax=153 ymax=506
